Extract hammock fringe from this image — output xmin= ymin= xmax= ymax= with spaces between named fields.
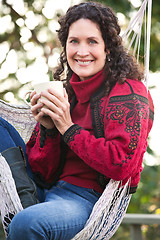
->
xmin=0 ymin=154 xmax=23 ymax=237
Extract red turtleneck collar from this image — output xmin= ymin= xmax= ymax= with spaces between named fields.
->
xmin=70 ymin=70 xmax=105 ymax=103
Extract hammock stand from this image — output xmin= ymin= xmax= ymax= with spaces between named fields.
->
xmin=0 ymin=0 xmax=152 ymax=239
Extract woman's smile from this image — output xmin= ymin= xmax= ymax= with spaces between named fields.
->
xmin=75 ymin=59 xmax=94 ymax=66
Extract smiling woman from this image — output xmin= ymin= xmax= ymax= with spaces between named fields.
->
xmin=0 ymin=1 xmax=154 ymax=240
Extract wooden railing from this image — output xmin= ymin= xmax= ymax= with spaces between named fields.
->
xmin=122 ymin=213 xmax=160 ymax=240
xmin=1 ymin=213 xmax=160 ymax=239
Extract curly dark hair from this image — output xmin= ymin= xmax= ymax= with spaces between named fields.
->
xmin=53 ymin=1 xmax=144 ymax=98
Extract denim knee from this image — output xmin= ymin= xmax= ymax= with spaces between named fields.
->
xmin=7 ymin=182 xmax=101 ymax=240
xmin=7 ymin=208 xmax=47 ymax=240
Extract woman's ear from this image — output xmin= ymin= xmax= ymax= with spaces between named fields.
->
xmin=105 ymin=49 xmax=110 ymax=55
xmin=105 ymin=50 xmax=111 ymax=62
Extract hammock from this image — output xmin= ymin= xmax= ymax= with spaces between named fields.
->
xmin=0 ymin=0 xmax=152 ymax=239
xmin=121 ymin=0 xmax=152 ymax=86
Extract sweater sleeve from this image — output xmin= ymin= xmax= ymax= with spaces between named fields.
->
xmin=26 ymin=123 xmax=61 ymax=184
xmin=63 ymin=82 xmax=153 ymax=182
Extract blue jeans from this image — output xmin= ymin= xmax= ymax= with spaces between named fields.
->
xmin=0 ymin=117 xmax=101 ymax=239
xmin=7 ymin=181 xmax=101 ymax=240
xmin=0 ymin=117 xmax=27 ymax=157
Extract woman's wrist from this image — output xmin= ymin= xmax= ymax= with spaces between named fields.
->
xmin=60 ymin=123 xmax=74 ymax=135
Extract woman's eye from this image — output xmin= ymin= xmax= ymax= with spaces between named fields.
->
xmin=89 ymin=39 xmax=97 ymax=44
xmin=70 ymin=39 xmax=78 ymax=44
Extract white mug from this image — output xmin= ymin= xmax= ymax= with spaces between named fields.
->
xmin=24 ymin=81 xmax=64 ymax=107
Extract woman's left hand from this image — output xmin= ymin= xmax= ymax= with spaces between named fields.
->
xmin=39 ymin=88 xmax=74 ymax=135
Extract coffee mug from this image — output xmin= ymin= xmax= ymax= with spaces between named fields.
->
xmin=24 ymin=81 xmax=64 ymax=107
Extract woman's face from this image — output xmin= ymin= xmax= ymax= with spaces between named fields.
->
xmin=66 ymin=19 xmax=106 ymax=81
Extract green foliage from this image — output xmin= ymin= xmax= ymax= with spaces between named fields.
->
xmin=89 ymin=0 xmax=133 ymax=16
xmin=128 ymin=164 xmax=160 ymax=214
xmin=112 ymin=224 xmax=160 ymax=240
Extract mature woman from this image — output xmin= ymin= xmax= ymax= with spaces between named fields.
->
xmin=0 ymin=2 xmax=154 ymax=240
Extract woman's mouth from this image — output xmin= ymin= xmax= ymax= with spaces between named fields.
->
xmin=76 ymin=60 xmax=93 ymax=65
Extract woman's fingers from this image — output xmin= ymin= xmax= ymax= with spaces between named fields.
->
xmin=41 ymin=89 xmax=63 ymax=107
xmin=30 ymin=93 xmax=42 ymax=115
xmin=30 ymin=90 xmax=36 ymax=99
xmin=29 ymin=90 xmax=55 ymax=129
xmin=30 ymin=92 xmax=41 ymax=106
xmin=39 ymin=89 xmax=73 ymax=134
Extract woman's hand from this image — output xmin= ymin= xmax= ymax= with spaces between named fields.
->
xmin=30 ymin=91 xmax=55 ymax=130
xmin=31 ymin=88 xmax=74 ymax=135
xmin=40 ymin=88 xmax=74 ymax=135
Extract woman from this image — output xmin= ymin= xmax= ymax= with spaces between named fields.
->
xmin=0 ymin=2 xmax=154 ymax=240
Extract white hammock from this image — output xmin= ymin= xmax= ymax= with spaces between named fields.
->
xmin=0 ymin=0 xmax=152 ymax=239
xmin=121 ymin=0 xmax=152 ymax=86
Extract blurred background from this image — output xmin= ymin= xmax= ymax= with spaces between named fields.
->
xmin=0 ymin=0 xmax=160 ymax=239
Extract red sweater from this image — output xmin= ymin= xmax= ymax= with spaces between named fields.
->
xmin=26 ymin=71 xmax=154 ymax=193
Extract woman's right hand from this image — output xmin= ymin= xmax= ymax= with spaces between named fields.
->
xmin=30 ymin=91 xmax=55 ymax=129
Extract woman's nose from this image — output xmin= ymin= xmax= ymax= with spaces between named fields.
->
xmin=77 ymin=44 xmax=89 ymax=56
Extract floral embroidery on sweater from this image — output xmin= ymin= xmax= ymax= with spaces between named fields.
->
xmin=106 ymin=94 xmax=149 ymax=166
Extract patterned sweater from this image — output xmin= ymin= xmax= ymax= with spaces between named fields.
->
xmin=26 ymin=71 xmax=154 ymax=194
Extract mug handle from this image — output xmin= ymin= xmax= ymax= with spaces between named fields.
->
xmin=23 ymin=90 xmax=33 ymax=106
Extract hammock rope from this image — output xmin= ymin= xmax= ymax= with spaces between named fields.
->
xmin=122 ymin=0 xmax=152 ymax=86
xmin=145 ymin=0 xmax=152 ymax=86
